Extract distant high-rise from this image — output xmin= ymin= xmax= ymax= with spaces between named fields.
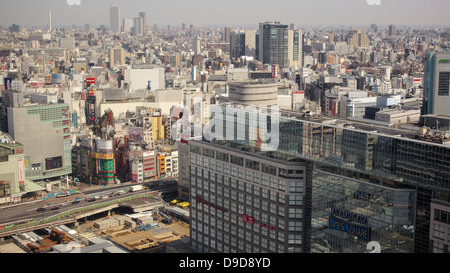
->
xmin=230 ymin=29 xmax=257 ymax=59
xmin=110 ymin=5 xmax=121 ymax=33
xmin=347 ymin=29 xmax=369 ymax=48
xmin=192 ymin=36 xmax=201 ymax=55
xmin=422 ymin=51 xmax=450 ymax=117
xmin=139 ymin=12 xmax=147 ymax=34
xmin=389 ymin=24 xmax=396 ymax=36
xmin=133 ymin=17 xmax=144 ymax=36
xmin=258 ymin=22 xmax=302 ymax=68
xmin=123 ymin=19 xmax=132 ymax=33
xmin=224 ymin=26 xmax=232 ymax=43
xmin=48 ymin=10 xmax=52 ymax=32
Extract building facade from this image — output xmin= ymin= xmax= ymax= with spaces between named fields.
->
xmin=186 ymin=140 xmax=308 ymax=253
xmin=7 ymin=103 xmax=72 ymax=182
xmin=182 ymin=104 xmax=450 ymax=253
xmin=422 ymin=52 xmax=450 ymax=117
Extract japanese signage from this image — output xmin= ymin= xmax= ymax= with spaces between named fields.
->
xmin=91 ymin=153 xmax=114 ymax=160
xmin=17 ymin=158 xmax=24 ymax=185
xmin=242 ymin=214 xmax=276 ymax=231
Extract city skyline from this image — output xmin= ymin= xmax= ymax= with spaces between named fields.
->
xmin=1 ymin=0 xmax=450 ymax=28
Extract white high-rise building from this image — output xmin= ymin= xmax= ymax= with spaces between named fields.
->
xmin=192 ymin=36 xmax=201 ymax=55
xmin=123 ymin=19 xmax=133 ymax=33
xmin=110 ymin=5 xmax=121 ymax=33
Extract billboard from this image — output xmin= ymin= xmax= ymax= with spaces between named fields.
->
xmin=86 ymin=77 xmax=96 ymax=84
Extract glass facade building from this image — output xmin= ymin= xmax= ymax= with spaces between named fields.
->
xmin=195 ymin=104 xmax=450 ymax=253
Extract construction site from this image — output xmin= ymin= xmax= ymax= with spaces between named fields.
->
xmin=1 ymin=198 xmax=192 ymax=253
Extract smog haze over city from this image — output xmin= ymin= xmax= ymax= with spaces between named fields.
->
xmin=1 ymin=0 xmax=450 ymax=27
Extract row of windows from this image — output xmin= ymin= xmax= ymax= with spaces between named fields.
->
xmin=190 ymin=145 xmax=305 ymax=179
xmin=190 ymin=155 xmax=304 ymax=193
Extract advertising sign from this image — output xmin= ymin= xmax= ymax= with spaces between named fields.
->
xmin=18 ymin=158 xmax=24 ymax=185
xmin=86 ymin=78 xmax=96 ymax=84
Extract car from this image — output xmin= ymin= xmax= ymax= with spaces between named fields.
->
xmin=37 ymin=207 xmax=46 ymax=212
xmin=72 ymin=200 xmax=80 ymax=204
xmin=51 ymin=206 xmax=60 ymax=210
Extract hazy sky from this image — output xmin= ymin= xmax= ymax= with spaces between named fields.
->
xmin=1 ymin=0 xmax=450 ymax=28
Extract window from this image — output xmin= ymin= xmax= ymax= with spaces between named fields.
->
xmin=262 ymin=163 xmax=277 ymax=176
xmin=433 ymin=224 xmax=445 ymax=240
xmin=289 ymin=181 xmax=303 ymax=193
xmin=438 ymin=72 xmax=450 ymax=96
xmin=245 ymin=159 xmax=260 ymax=171
xmin=216 ymin=151 xmax=229 ymax=162
xmin=230 ymin=155 xmax=244 ymax=166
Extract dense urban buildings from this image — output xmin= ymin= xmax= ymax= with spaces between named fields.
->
xmin=0 ymin=2 xmax=449 ymax=255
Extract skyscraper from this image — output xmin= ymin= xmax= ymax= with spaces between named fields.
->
xmin=133 ymin=17 xmax=144 ymax=36
xmin=192 ymin=36 xmax=201 ymax=55
xmin=139 ymin=12 xmax=147 ymax=34
xmin=110 ymin=5 xmax=121 ymax=33
xmin=258 ymin=22 xmax=301 ymax=68
xmin=230 ymin=29 xmax=257 ymax=59
xmin=389 ymin=24 xmax=396 ymax=36
xmin=224 ymin=26 xmax=232 ymax=43
xmin=422 ymin=51 xmax=450 ymax=117
xmin=48 ymin=10 xmax=52 ymax=32
xmin=123 ymin=19 xmax=132 ymax=33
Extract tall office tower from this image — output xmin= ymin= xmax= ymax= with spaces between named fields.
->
xmin=389 ymin=24 xmax=396 ymax=36
xmin=347 ymin=29 xmax=369 ymax=48
xmin=123 ymin=19 xmax=132 ymax=33
xmin=85 ymin=24 xmax=91 ymax=33
xmin=258 ymin=22 xmax=300 ymax=68
xmin=139 ymin=12 xmax=147 ymax=34
xmin=230 ymin=30 xmax=257 ymax=59
xmin=4 ymin=91 xmax=72 ymax=182
xmin=182 ymin=104 xmax=450 ymax=253
xmin=182 ymin=23 xmax=186 ymax=31
xmin=259 ymin=22 xmax=289 ymax=67
xmin=224 ymin=26 xmax=232 ymax=43
xmin=110 ymin=5 xmax=121 ymax=33
xmin=422 ymin=52 xmax=450 ymax=116
xmin=290 ymin=29 xmax=302 ymax=68
xmin=133 ymin=17 xmax=144 ymax=36
xmin=48 ymin=10 xmax=52 ymax=32
xmin=192 ymin=36 xmax=201 ymax=55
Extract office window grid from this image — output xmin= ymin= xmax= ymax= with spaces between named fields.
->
xmin=189 ymin=144 xmax=305 ymax=253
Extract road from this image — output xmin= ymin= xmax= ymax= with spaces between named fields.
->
xmin=0 ymin=179 xmax=178 ymax=228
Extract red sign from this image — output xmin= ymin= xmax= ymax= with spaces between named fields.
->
xmin=18 ymin=158 xmax=25 ymax=185
xmin=293 ymin=91 xmax=304 ymax=94
xmin=86 ymin=78 xmax=96 ymax=84
xmin=272 ymin=65 xmax=279 ymax=79
xmin=242 ymin=214 xmax=275 ymax=231
xmin=413 ymin=79 xmax=421 ymax=82
xmin=180 ymin=139 xmax=189 ymax=145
